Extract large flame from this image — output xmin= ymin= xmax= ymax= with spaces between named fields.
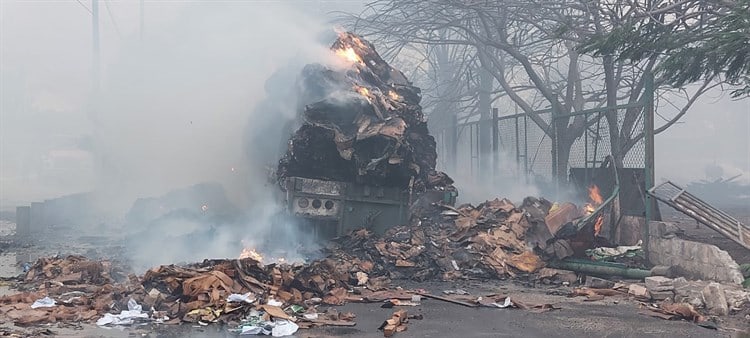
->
xmin=583 ymin=185 xmax=605 ymax=236
xmin=335 ymin=47 xmax=363 ymax=64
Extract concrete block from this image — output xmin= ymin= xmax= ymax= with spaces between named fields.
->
xmin=686 ymin=242 xmax=700 ymax=260
xmin=672 ymin=277 xmax=689 ymax=288
xmin=650 ymin=290 xmax=674 ymax=301
xmin=675 ymin=288 xmax=705 ymax=307
xmin=648 ymin=221 xmax=682 ymax=238
xmin=648 ymin=221 xmax=664 ymax=237
xmin=628 ymin=284 xmax=650 ymax=300
xmin=586 ymin=276 xmax=615 ymax=289
xmin=715 ymin=250 xmax=735 ymax=268
xmin=645 ymin=276 xmax=674 ymax=291
xmin=660 ymin=239 xmax=673 ymax=256
xmin=647 ymin=224 xmax=744 ymax=285
xmin=702 ymin=282 xmax=729 ymax=316
xmin=537 ymin=268 xmax=578 ymax=284
xmin=696 ymin=245 xmax=711 ymax=264
xmin=724 ymin=288 xmax=750 ymax=310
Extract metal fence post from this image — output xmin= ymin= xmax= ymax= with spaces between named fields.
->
xmin=492 ymin=108 xmax=499 ymax=185
xmin=514 ymin=114 xmax=521 ymax=180
xmin=449 ymin=114 xmax=458 ymax=175
xmin=551 ymin=95 xmax=560 ymax=197
xmin=523 ymin=113 xmax=528 ymax=183
xmin=644 ymin=72 xmax=655 ymax=259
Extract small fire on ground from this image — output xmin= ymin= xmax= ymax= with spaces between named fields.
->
xmin=238 ymin=246 xmax=292 ymax=265
xmin=583 ymin=185 xmax=605 ymax=236
xmin=239 ymin=248 xmax=263 ymax=262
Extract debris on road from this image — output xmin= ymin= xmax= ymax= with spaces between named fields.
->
xmin=379 ymin=309 xmax=408 ymax=337
xmin=586 ymin=242 xmax=643 ymax=261
xmin=640 ymin=302 xmax=706 ymax=323
xmin=30 ymin=296 xmax=56 ymax=309
xmin=702 ymin=282 xmax=729 ymax=316
xmin=328 ymin=197 xmax=547 ymax=282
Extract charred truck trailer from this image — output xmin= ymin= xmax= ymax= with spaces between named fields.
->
xmin=276 ymin=32 xmax=456 ymax=239
xmin=280 ymin=177 xmax=456 ymax=239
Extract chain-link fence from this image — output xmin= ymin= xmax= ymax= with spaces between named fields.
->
xmin=433 ymin=97 xmax=653 ymax=191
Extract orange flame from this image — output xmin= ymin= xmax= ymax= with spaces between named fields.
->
xmin=356 ymin=86 xmax=370 ymax=96
xmin=583 ymin=185 xmax=605 ymax=236
xmin=593 ymin=215 xmax=604 ymax=236
xmin=239 ymin=248 xmax=263 ymax=262
xmin=588 ymin=185 xmax=603 ymax=205
xmin=335 ymin=47 xmax=362 ymax=64
xmin=388 ymin=90 xmax=401 ymax=101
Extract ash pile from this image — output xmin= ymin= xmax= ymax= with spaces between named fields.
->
xmin=276 ymin=32 xmax=454 ymax=194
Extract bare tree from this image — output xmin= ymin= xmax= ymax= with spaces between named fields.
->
xmin=342 ymin=0 xmax=717 ymax=181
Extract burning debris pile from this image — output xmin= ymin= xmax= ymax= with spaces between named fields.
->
xmin=2 ymin=191 xmax=737 ymax=334
xmin=0 ymin=255 xmax=370 ymax=330
xmin=328 ymin=198 xmax=546 ymax=281
xmin=0 ymin=194 xmax=608 ymax=330
xmin=322 ymin=182 xmax=640 ymax=283
xmin=277 ymin=32 xmax=454 ymax=192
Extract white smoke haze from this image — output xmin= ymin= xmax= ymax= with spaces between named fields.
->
xmin=0 ymin=1 xmax=365 ymax=270
xmin=450 ymin=150 xmax=542 ymax=205
xmin=2 ymin=1 xmax=747 ymax=270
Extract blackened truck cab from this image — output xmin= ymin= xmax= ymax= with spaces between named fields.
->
xmin=280 ymin=176 xmax=456 ymax=240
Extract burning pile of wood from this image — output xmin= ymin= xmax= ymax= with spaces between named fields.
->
xmin=0 ymin=192 xmax=630 ymax=332
xmin=276 ymin=32 xmax=453 ymax=192
xmin=328 ymin=198 xmax=552 ymax=281
xmin=0 ymin=255 xmax=370 ymax=328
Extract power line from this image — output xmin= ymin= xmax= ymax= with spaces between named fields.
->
xmin=103 ymin=0 xmax=122 ymax=39
xmin=75 ymin=0 xmax=92 ymax=14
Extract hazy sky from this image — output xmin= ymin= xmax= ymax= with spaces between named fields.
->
xmin=0 ymin=0 xmax=747 ymax=211
xmin=655 ymin=89 xmax=749 ymax=185
xmin=0 ymin=0 xmax=363 ymax=210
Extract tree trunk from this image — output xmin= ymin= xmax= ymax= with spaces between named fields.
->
xmin=603 ymin=55 xmax=624 ymax=167
xmin=478 ymin=67 xmax=493 ymax=180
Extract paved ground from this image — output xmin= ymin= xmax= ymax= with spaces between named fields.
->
xmin=13 ymin=285 xmax=727 ymax=338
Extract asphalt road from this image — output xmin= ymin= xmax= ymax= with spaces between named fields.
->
xmin=41 ymin=280 xmax=729 ymax=338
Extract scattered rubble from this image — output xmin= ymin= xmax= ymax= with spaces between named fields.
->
xmin=627 ymin=284 xmax=650 ymax=300
xmin=379 ymin=309 xmax=408 ymax=337
xmin=585 ymin=276 xmax=615 ymax=289
xmin=702 ymin=282 xmax=729 ymax=316
xmin=536 ymin=268 xmax=578 ymax=285
xmin=640 ymin=302 xmax=706 ymax=323
xmin=328 ymin=198 xmax=545 ymax=281
xmin=645 ymin=276 xmax=675 ymax=301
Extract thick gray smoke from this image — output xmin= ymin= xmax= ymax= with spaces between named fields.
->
xmin=112 ymin=8 xmax=345 ymax=270
xmin=1 ymin=1 xmax=364 ymax=270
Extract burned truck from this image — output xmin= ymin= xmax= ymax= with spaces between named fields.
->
xmin=276 ymin=32 xmax=456 ymax=239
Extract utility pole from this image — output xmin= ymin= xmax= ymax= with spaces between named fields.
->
xmin=140 ymin=0 xmax=144 ymax=42
xmin=92 ymin=0 xmax=100 ymax=100
xmin=91 ymin=0 xmax=103 ymax=180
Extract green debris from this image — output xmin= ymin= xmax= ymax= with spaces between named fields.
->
xmin=739 ymin=264 xmax=750 ymax=278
